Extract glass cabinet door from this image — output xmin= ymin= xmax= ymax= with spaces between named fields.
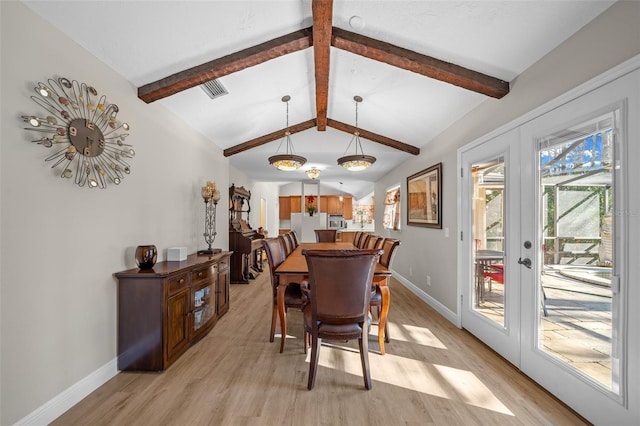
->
xmin=191 ymin=264 xmax=217 ymax=334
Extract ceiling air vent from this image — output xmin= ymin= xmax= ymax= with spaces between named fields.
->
xmin=200 ymin=79 xmax=228 ymax=100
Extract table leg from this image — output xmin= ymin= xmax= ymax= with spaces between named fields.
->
xmin=277 ymin=284 xmax=287 ymax=353
xmin=378 ymin=281 xmax=390 ymax=355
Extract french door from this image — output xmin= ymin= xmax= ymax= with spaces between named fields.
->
xmin=459 ymin=69 xmax=637 ymax=423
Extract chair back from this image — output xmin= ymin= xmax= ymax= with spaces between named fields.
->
xmin=379 ymin=238 xmax=401 ymax=268
xmin=262 ymin=238 xmax=286 ymax=293
xmin=358 ymin=233 xmax=371 ymax=248
xmin=365 ymin=235 xmax=384 ymax=250
xmin=289 ymin=231 xmax=299 ymax=247
xmin=278 ymin=234 xmax=293 ymax=256
xmin=284 ymin=232 xmax=297 ymax=250
xmin=353 ymin=231 xmax=364 ymax=246
xmin=314 ymin=229 xmax=337 ymax=242
xmin=303 ymin=249 xmax=381 ymax=324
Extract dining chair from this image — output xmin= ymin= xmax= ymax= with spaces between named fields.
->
xmin=289 ymin=230 xmax=299 ymax=248
xmin=285 ymin=231 xmax=297 ymax=250
xmin=353 ymin=231 xmax=364 ymax=247
xmin=278 ymin=234 xmax=294 ymax=256
xmin=370 ymin=238 xmax=401 ymax=343
xmin=314 ymin=229 xmax=337 ymax=242
xmin=365 ymin=235 xmax=384 ymax=250
xmin=357 ymin=233 xmax=371 ymax=248
xmin=262 ymin=237 xmax=305 ymax=345
xmin=301 ymin=249 xmax=383 ymax=390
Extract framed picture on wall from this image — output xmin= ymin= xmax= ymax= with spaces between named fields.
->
xmin=407 ymin=162 xmax=442 ymax=228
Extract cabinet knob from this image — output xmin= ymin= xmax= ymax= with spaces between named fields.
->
xmin=198 ymin=272 xmax=203 ymax=277
xmin=179 ymin=278 xmax=185 ymax=284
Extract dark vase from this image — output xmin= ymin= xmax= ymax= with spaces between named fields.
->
xmin=135 ymin=245 xmax=157 ymax=270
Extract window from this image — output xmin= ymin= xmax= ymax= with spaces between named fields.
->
xmin=383 ymin=186 xmax=401 ymax=230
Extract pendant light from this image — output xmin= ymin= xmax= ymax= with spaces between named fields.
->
xmin=305 ymin=167 xmax=321 ymax=180
xmin=337 ymin=95 xmax=376 ymax=171
xmin=268 ymin=95 xmax=307 ymax=171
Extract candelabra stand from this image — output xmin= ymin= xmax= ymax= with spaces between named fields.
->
xmin=198 ymin=181 xmax=222 ymax=255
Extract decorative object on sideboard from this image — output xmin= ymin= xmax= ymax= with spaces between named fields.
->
xmin=21 ymin=77 xmax=133 ymax=188
xmin=268 ymin=95 xmax=307 ymax=171
xmin=198 ymin=181 xmax=222 ymax=255
xmin=135 ymin=245 xmax=157 ymax=270
xmin=337 ymin=95 xmax=376 ymax=171
xmin=305 ymin=167 xmax=321 ymax=180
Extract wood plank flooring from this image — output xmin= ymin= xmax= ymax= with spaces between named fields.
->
xmin=52 ymin=269 xmax=588 ymax=425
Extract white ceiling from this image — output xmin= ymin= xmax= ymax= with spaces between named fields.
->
xmin=23 ymin=0 xmax=615 ymax=199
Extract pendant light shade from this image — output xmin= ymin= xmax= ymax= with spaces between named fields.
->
xmin=337 ymin=96 xmax=376 ymax=171
xmin=269 ymin=95 xmax=307 ymax=171
xmin=305 ymin=167 xmax=321 ymax=179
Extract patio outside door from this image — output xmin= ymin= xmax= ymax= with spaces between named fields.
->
xmin=459 ymin=70 xmax=634 ymax=423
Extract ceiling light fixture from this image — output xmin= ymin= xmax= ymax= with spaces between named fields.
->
xmin=337 ymin=96 xmax=376 ymax=172
xmin=269 ymin=95 xmax=307 ymax=171
xmin=305 ymin=167 xmax=321 ymax=180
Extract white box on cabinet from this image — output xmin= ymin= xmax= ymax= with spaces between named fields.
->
xmin=167 ymin=247 xmax=187 ymax=261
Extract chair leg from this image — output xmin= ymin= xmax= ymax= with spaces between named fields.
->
xmin=270 ymin=304 xmax=277 ymax=342
xmin=359 ymin=323 xmax=372 ymax=390
xmin=308 ymin=335 xmax=320 ymax=390
xmin=377 ymin=306 xmax=390 ymax=343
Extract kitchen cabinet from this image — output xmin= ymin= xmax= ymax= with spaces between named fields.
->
xmin=290 ymin=196 xmax=301 ymax=213
xmin=343 ymin=196 xmax=353 ymax=220
xmin=279 ymin=196 xmax=291 ymax=219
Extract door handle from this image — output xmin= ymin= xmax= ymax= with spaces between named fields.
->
xmin=518 ymin=257 xmax=532 ymax=269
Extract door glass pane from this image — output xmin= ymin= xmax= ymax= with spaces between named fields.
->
xmin=472 ymin=157 xmax=506 ymax=326
xmin=538 ymin=111 xmax=617 ymax=390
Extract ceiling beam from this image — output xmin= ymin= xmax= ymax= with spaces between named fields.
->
xmin=331 ymin=27 xmax=510 ymax=99
xmin=138 ymin=27 xmax=313 ymax=103
xmin=223 ymin=119 xmax=317 ymax=157
xmin=327 ymin=119 xmax=420 ymax=156
xmin=312 ymin=0 xmax=333 ymax=131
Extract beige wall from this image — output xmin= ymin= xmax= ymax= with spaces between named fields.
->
xmin=1 ymin=2 xmax=229 ymax=424
xmin=375 ymin=0 xmax=640 ymax=313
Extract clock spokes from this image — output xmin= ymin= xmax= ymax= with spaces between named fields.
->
xmin=21 ymin=76 xmax=133 ymax=188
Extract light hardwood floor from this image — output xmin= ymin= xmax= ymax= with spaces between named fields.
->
xmin=52 ymin=270 xmax=587 ymax=425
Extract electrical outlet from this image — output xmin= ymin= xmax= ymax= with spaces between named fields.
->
xmin=427 ymin=275 xmax=431 ymax=286
xmin=444 ymin=227 xmax=449 ymax=238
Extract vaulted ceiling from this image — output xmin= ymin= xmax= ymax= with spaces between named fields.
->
xmin=23 ymin=0 xmax=615 ymax=199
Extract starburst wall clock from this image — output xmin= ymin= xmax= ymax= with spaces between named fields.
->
xmin=21 ymin=77 xmax=134 ymax=189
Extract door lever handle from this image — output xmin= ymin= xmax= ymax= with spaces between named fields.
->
xmin=518 ymin=257 xmax=532 ymax=269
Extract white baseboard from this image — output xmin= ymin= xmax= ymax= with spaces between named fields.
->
xmin=15 ymin=358 xmax=118 ymax=425
xmin=392 ymin=271 xmax=461 ymax=328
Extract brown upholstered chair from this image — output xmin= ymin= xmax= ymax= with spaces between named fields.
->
xmin=278 ymin=234 xmax=294 ymax=256
xmin=314 ymin=229 xmax=337 ymax=242
xmin=289 ymin=231 xmax=299 ymax=248
xmin=365 ymin=235 xmax=384 ymax=250
xmin=352 ymin=231 xmax=364 ymax=247
xmin=357 ymin=233 xmax=371 ymax=248
xmin=302 ymin=249 xmax=382 ymax=390
xmin=370 ymin=238 xmax=401 ymax=343
xmin=285 ymin=232 xmax=297 ymax=251
xmin=262 ymin=238 xmax=305 ymax=344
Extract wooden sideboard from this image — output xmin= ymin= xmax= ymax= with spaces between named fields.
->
xmin=115 ymin=252 xmax=231 ymax=371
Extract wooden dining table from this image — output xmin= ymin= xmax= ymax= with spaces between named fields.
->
xmin=274 ymin=242 xmax=392 ymax=354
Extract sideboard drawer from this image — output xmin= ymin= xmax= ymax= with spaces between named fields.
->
xmin=168 ymin=273 xmax=189 ymax=295
xmin=191 ymin=264 xmax=216 ymax=285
